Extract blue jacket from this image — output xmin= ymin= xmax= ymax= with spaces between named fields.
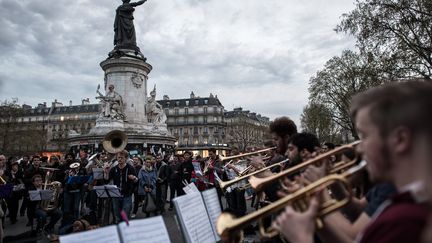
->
xmin=138 ymin=168 xmax=157 ymax=196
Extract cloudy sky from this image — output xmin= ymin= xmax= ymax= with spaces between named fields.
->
xmin=0 ymin=0 xmax=356 ymax=125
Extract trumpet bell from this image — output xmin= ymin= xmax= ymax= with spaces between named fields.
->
xmin=103 ymin=130 xmax=128 ymax=154
xmin=217 ymin=213 xmax=244 ymax=243
xmin=70 ymin=162 xmax=80 ymax=169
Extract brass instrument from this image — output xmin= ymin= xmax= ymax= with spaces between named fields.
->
xmin=218 ymin=159 xmax=288 ymax=192
xmin=329 ymin=159 xmax=358 ymax=174
xmin=217 ymin=161 xmax=366 ymax=242
xmin=40 ymin=169 xmax=62 ymax=212
xmin=103 ymin=130 xmax=128 ymax=154
xmin=220 ymin=147 xmax=276 ymax=162
xmin=249 ymin=141 xmax=360 ymax=192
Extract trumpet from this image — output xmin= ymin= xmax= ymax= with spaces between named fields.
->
xmin=218 ymin=159 xmax=288 ymax=192
xmin=249 ymin=141 xmax=360 ymax=192
xmin=217 ymin=161 xmax=366 ymax=242
xmin=220 ymin=147 xmax=276 ymax=162
xmin=329 ymin=159 xmax=358 ymax=174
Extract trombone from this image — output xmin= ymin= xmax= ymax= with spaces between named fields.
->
xmin=218 ymin=159 xmax=288 ymax=191
xmin=217 ymin=161 xmax=367 ymax=242
xmin=249 ymin=141 xmax=361 ymax=192
xmin=219 ymin=147 xmax=276 ymax=162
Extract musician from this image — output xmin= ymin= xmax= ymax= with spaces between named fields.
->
xmin=63 ymin=161 xmax=87 ymax=220
xmin=104 ymin=150 xmax=138 ymax=222
xmin=27 ymin=174 xmax=62 ymax=235
xmin=274 ymin=80 xmax=432 ymax=243
xmin=19 ymin=155 xmax=31 ymax=171
xmin=24 ymin=156 xmax=45 ymax=183
xmin=5 ymin=160 xmax=24 ymax=224
xmin=224 ymin=150 xmax=247 ymax=217
xmin=285 ymin=132 xmax=320 ymax=168
xmin=204 ymin=149 xmax=223 ymax=187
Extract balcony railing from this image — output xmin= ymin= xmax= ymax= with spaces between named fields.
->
xmin=167 ymin=121 xmax=227 ymax=126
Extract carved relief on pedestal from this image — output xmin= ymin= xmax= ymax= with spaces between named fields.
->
xmin=131 ymin=72 xmax=144 ymax=89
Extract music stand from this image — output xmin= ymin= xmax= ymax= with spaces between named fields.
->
xmin=93 ymin=185 xmax=121 ymax=198
xmin=28 ymin=190 xmax=54 ymax=201
xmin=0 ymin=184 xmax=14 ymax=198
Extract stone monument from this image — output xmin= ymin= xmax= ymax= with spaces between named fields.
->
xmin=68 ymin=0 xmax=175 ymax=154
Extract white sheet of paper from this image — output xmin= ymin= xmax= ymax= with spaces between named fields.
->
xmin=29 ymin=190 xmax=52 ymax=201
xmin=93 ymin=185 xmax=121 ymax=198
xmin=202 ymin=188 xmax=222 ymax=241
xmin=118 ymin=216 xmax=170 ymax=243
xmin=92 ymin=168 xmax=104 ymax=180
xmin=173 ymin=192 xmax=215 ymax=243
xmin=59 ymin=225 xmax=120 ymax=243
xmin=182 ymin=182 xmax=199 ymax=195
xmin=28 ymin=190 xmax=41 ymax=201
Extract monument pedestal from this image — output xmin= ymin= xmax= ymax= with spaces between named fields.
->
xmin=68 ymin=56 xmax=175 ymax=155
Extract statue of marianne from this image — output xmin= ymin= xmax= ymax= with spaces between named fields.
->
xmin=114 ymin=0 xmax=147 ymax=48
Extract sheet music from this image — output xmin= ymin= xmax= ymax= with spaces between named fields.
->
xmin=28 ymin=190 xmax=53 ymax=201
xmin=92 ymin=168 xmax=104 ymax=180
xmin=118 ymin=216 xmax=170 ymax=243
xmin=192 ymin=162 xmax=203 ymax=177
xmin=59 ymin=225 xmax=121 ymax=243
xmin=93 ymin=185 xmax=121 ymax=198
xmin=182 ymin=182 xmax=199 ymax=195
xmin=202 ymin=189 xmax=222 ymax=241
xmin=173 ymin=192 xmax=215 ymax=243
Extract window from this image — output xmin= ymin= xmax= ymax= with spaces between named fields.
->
xmin=176 ymin=101 xmax=180 ymax=106
xmin=204 ymin=127 xmax=208 ymax=134
xmin=185 ymin=100 xmax=189 ymax=106
xmin=204 ymin=107 xmax=207 ymax=114
xmin=195 ymin=100 xmax=199 ymax=105
xmin=164 ymin=109 xmax=169 ymax=115
xmin=194 ymin=108 xmax=198 ymax=114
xmin=204 ymin=99 xmax=208 ymax=105
xmin=203 ymin=116 xmax=207 ymax=123
xmin=175 ymin=108 xmax=179 ymax=115
xmin=213 ymin=107 xmax=217 ymax=113
xmin=179 ymin=128 xmax=183 ymax=135
xmin=194 ymin=127 xmax=198 ymax=134
xmin=184 ymin=108 xmax=188 ymax=115
xmin=194 ymin=117 xmax=199 ymax=124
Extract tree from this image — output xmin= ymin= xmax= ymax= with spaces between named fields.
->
xmin=0 ymin=99 xmax=23 ymax=153
xmin=308 ymin=50 xmax=385 ymax=139
xmin=0 ymin=99 xmax=47 ymax=156
xmin=300 ymin=102 xmax=342 ymax=143
xmin=336 ymin=0 xmax=432 ymax=79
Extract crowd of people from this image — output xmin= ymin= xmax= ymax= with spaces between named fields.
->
xmin=1 ymin=80 xmax=432 ymax=243
xmin=0 ymin=146 xmax=233 ymax=241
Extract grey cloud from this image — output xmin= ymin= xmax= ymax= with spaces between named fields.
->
xmin=0 ymin=0 xmax=357 ymax=122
